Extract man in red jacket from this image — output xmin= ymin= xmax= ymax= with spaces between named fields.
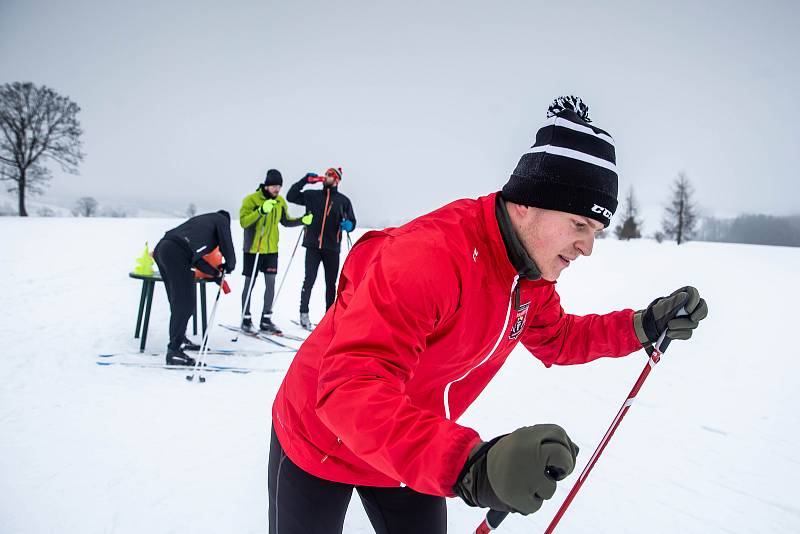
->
xmin=268 ymin=96 xmax=708 ymax=533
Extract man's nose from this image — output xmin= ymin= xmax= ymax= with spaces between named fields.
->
xmin=576 ymin=233 xmax=595 ymax=257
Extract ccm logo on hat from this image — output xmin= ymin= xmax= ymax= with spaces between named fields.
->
xmin=591 ymin=204 xmax=613 ymax=220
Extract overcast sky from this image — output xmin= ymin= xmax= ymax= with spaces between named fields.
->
xmin=2 ymin=0 xmax=798 ymax=226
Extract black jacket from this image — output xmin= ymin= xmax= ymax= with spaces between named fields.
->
xmin=287 ymin=177 xmax=356 ymax=252
xmin=162 ymin=211 xmax=237 ymax=276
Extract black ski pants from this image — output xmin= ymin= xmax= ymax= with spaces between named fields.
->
xmin=268 ymin=427 xmax=447 ymax=534
xmin=299 ymin=247 xmax=339 ymax=314
xmin=153 ymin=238 xmax=195 ymax=351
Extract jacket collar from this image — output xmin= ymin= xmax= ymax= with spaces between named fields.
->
xmin=478 ymin=193 xmax=520 ymax=282
xmin=493 ymin=193 xmax=542 ymax=281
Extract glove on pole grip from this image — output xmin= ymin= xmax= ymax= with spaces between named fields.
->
xmin=477 ymin=308 xmax=689 ymax=534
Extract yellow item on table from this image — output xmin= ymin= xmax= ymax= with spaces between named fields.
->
xmin=133 ymin=242 xmax=155 ymax=276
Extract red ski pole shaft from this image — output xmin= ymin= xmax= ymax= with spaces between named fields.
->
xmin=474 ymin=510 xmax=507 ymax=533
xmin=543 ymin=331 xmax=672 ymax=533
xmin=473 ymin=318 xmax=681 ymax=534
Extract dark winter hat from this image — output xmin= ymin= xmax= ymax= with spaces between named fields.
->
xmin=263 ymin=169 xmax=283 ymax=186
xmin=501 ymin=96 xmax=618 ymax=227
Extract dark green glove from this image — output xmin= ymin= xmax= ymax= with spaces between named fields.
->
xmin=633 ymin=286 xmax=709 ymax=353
xmin=454 ymin=424 xmax=579 ymax=515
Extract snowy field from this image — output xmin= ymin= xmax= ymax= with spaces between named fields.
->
xmin=1 ymin=215 xmax=799 ymax=534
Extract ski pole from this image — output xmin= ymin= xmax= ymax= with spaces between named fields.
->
xmin=234 ymin=251 xmax=259 ymax=340
xmin=475 ymin=322 xmax=680 ymax=533
xmin=187 ymin=272 xmax=228 ymax=383
xmin=473 ymin=510 xmax=507 ymax=534
xmin=234 ymin=213 xmax=269 ymax=341
xmin=272 ymin=227 xmax=303 ymax=309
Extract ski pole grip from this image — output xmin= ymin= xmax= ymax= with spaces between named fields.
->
xmin=487 ymin=510 xmax=508 ymax=527
xmin=656 ymin=307 xmax=688 ymax=353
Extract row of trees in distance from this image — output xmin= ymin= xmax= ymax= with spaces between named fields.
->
xmin=2 ymin=81 xmax=797 ymax=246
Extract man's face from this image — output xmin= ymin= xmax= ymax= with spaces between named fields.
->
xmin=264 ymin=184 xmax=281 ymax=197
xmin=510 ymin=204 xmax=604 ymax=281
xmin=323 ymin=173 xmax=337 ymax=186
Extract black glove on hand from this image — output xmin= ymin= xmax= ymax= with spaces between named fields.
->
xmin=633 ymin=286 xmax=709 ymax=353
xmin=454 ymin=424 xmax=579 ymax=515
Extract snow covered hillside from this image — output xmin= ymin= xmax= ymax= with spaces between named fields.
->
xmin=1 ymin=216 xmax=798 ymax=533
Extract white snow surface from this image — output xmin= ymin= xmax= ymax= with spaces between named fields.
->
xmin=1 ymin=217 xmax=799 ymax=533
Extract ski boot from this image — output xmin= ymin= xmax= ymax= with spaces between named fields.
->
xmin=299 ymin=313 xmax=313 ymax=331
xmin=259 ymin=315 xmax=282 ymax=335
xmin=241 ymin=314 xmax=254 ymax=333
xmin=181 ymin=337 xmax=201 ymax=351
xmin=166 ymin=348 xmax=197 ymax=366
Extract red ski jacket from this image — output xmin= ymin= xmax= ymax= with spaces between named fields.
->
xmin=272 ymin=193 xmax=643 ymax=497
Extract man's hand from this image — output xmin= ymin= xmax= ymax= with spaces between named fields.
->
xmin=633 ymin=286 xmax=709 ymax=352
xmin=340 ymin=219 xmax=354 ymax=232
xmin=304 ymin=172 xmax=323 ymax=183
xmin=301 ymin=213 xmax=313 ymax=225
xmin=454 ymin=424 xmax=579 ymax=515
xmin=258 ymin=199 xmax=277 ymax=215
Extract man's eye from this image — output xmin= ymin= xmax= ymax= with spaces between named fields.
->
xmin=575 ymin=221 xmax=586 ymax=229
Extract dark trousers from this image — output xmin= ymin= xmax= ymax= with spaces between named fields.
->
xmin=268 ymin=427 xmax=447 ymax=534
xmin=153 ymin=239 xmax=195 ymax=351
xmin=242 ymin=253 xmax=279 ymax=318
xmin=299 ymin=247 xmax=340 ymax=313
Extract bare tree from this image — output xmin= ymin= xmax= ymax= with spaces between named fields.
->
xmin=186 ymin=203 xmax=197 ymax=217
xmin=661 ymin=172 xmax=698 ymax=245
xmin=613 ymin=186 xmax=643 ymax=240
xmin=0 ymin=82 xmax=84 ymax=216
xmin=72 ymin=196 xmax=98 ymax=217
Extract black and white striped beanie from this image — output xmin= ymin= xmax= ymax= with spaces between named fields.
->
xmin=501 ymin=96 xmax=618 ymax=227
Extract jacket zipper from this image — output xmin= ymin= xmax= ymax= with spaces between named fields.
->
xmin=318 ymin=189 xmax=331 ymax=249
xmin=442 ymin=275 xmax=520 ymax=420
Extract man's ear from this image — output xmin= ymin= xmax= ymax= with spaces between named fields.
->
xmin=506 ymin=201 xmax=529 ymax=221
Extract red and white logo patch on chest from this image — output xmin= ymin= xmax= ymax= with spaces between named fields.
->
xmin=509 ymin=301 xmax=530 ymax=340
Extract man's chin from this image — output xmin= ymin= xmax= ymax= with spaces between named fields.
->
xmin=540 ymin=271 xmax=559 ymax=282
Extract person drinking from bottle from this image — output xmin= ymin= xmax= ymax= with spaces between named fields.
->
xmin=267 ymin=96 xmax=708 ymax=533
xmin=239 ymin=169 xmax=312 ymax=335
xmin=286 ymin=166 xmax=356 ymax=330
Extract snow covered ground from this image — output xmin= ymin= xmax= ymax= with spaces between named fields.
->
xmin=1 ymin=215 xmax=799 ymax=533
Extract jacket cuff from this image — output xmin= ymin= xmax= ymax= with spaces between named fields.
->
xmin=632 ymin=310 xmax=650 ymax=345
xmin=443 ymin=432 xmax=483 ymax=497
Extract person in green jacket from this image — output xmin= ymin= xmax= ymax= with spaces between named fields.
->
xmin=239 ymin=169 xmax=312 ymax=334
